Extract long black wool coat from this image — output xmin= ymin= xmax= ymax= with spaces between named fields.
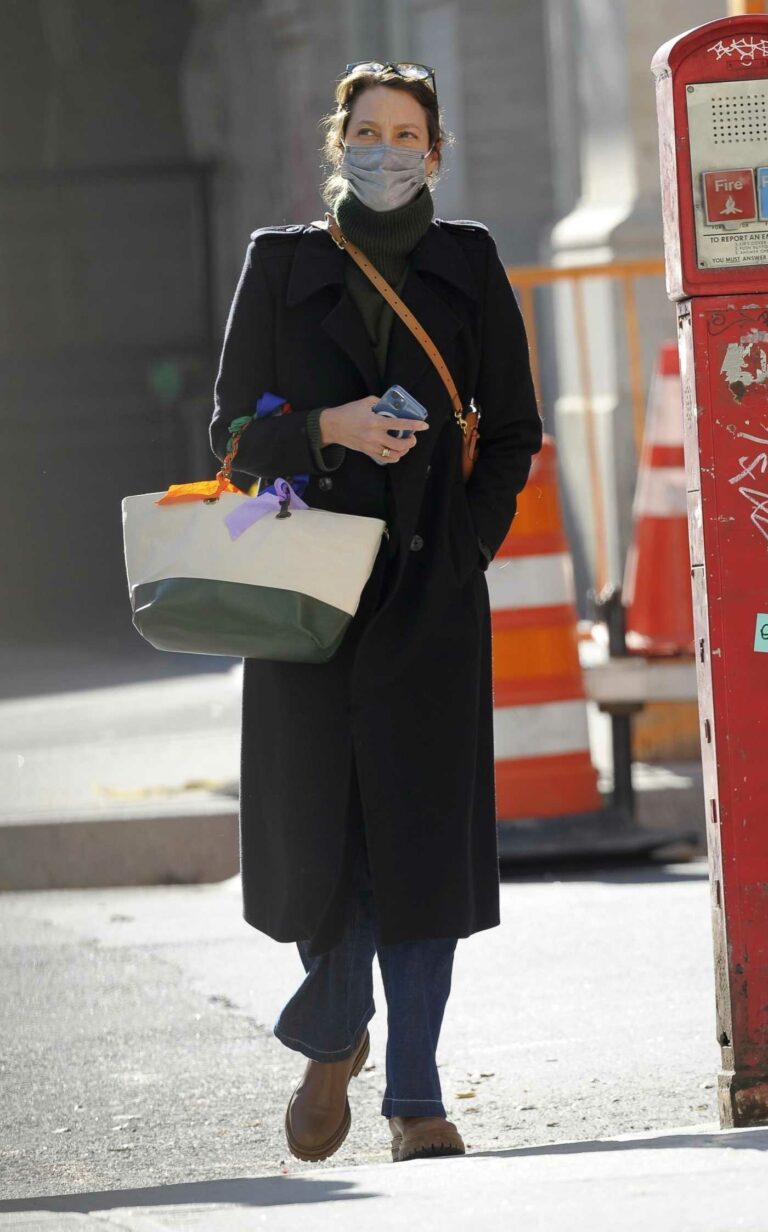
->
xmin=209 ymin=214 xmax=543 ymax=956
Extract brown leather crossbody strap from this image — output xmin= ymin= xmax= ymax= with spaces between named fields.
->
xmin=323 ymin=212 xmax=470 ymax=437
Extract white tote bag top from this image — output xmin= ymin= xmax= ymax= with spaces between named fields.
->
xmin=121 ymin=481 xmax=387 ymax=661
xmin=123 ymin=490 xmax=386 ymax=617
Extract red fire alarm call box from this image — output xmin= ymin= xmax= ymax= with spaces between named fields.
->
xmin=653 ymin=15 xmax=768 ymax=1131
xmin=654 ymin=18 xmax=768 ymax=298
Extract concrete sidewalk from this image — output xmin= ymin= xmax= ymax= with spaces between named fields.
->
xmin=1 ymin=1125 xmax=767 ymax=1230
xmin=0 ymin=863 xmax=728 ymax=1210
xmin=0 ymin=656 xmax=705 ymax=890
xmin=0 ymin=667 xmax=242 ymax=889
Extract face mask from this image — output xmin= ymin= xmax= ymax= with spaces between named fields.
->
xmin=340 ymin=142 xmax=432 ymax=212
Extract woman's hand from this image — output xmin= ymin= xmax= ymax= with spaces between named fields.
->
xmin=319 ymin=397 xmax=429 ymax=463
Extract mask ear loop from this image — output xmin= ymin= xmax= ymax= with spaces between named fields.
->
xmin=425 ymin=141 xmax=438 ymax=180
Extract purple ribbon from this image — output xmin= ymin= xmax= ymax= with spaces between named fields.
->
xmin=223 ymin=477 xmax=309 ymax=541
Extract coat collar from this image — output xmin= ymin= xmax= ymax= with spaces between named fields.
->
xmin=285 ymin=219 xmax=479 ymax=308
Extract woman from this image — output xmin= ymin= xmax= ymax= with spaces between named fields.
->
xmin=209 ymin=61 xmax=542 ymax=1165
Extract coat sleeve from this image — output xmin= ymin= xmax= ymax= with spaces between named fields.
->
xmin=209 ymin=236 xmax=346 ymax=477
xmin=465 ymin=232 xmax=543 ymax=563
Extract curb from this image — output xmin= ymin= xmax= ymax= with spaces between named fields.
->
xmin=0 ymin=802 xmax=239 ymax=891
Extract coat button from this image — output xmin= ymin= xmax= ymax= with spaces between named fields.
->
xmin=318 ymin=476 xmax=333 ymax=491
xmin=426 ymin=464 xmax=432 ymax=475
xmin=410 ymin=534 xmax=424 ymax=551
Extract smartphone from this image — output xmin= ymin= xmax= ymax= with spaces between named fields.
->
xmin=372 ymin=386 xmax=428 ymax=464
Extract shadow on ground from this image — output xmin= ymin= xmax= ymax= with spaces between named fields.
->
xmin=0 ymin=631 xmax=235 ymax=701
xmin=2 ymin=1128 xmax=766 ymax=1214
xmin=500 ymin=860 xmax=709 ymax=885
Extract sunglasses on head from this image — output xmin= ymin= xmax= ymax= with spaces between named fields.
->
xmin=344 ymin=61 xmax=438 ymax=104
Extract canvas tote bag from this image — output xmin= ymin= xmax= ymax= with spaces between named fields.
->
xmin=121 ymin=417 xmax=387 ymax=662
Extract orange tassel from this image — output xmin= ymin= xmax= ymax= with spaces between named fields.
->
xmin=154 ymin=472 xmax=242 ymax=505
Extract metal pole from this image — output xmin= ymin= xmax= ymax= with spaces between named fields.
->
xmin=589 ymin=584 xmax=638 ymax=820
xmin=727 ymin=1 xmax=768 ymax=14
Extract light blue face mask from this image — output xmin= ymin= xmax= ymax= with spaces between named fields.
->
xmin=340 ymin=142 xmax=433 ymax=212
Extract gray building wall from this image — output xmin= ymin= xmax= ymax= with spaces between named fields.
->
xmin=453 ymin=0 xmax=556 ymax=259
xmin=0 ymin=0 xmax=211 ymax=641
xmin=181 ymin=0 xmax=557 ymax=326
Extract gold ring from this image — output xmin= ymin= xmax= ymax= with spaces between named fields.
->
xmin=381 ymin=447 xmax=391 ymax=459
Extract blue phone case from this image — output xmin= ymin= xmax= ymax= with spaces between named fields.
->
xmin=373 ymin=385 xmax=428 ymax=440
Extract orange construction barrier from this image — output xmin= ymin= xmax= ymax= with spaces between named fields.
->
xmin=488 ymin=435 xmax=601 ymax=823
xmin=623 ymin=342 xmax=694 ymax=655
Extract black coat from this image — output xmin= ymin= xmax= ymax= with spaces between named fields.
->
xmin=210 ymin=216 xmax=543 ymax=955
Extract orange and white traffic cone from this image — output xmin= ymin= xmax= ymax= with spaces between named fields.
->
xmin=489 ymin=436 xmax=602 ymax=834
xmin=488 ymin=436 xmax=696 ymax=861
xmin=623 ymin=342 xmax=694 ymax=656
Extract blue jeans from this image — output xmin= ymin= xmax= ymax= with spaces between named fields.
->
xmin=273 ymin=834 xmax=458 ymax=1119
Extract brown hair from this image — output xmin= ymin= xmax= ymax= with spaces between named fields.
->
xmin=319 ymin=67 xmax=451 ymax=207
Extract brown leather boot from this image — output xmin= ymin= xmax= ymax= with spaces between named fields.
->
xmin=284 ymin=1028 xmax=370 ymax=1162
xmin=389 ymin=1115 xmax=466 ymax=1162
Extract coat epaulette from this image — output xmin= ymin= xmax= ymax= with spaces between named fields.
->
xmin=249 ymin=223 xmax=308 ymax=242
xmin=435 ymin=218 xmax=489 ymax=235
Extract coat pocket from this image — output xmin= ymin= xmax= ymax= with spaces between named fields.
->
xmin=448 ymin=479 xmax=480 ymax=586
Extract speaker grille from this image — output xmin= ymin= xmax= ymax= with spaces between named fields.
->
xmin=711 ymin=93 xmax=768 ymax=144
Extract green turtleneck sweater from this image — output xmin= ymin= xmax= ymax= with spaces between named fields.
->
xmin=336 ymin=183 xmax=435 ymax=376
xmin=306 ymin=185 xmax=434 ymax=471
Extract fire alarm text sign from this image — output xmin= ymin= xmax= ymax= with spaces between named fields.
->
xmin=703 ymin=170 xmax=757 ymax=225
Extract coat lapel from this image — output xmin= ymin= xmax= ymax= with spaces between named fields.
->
xmin=286 ymin=220 xmax=480 ymax=406
xmin=286 ymin=225 xmax=381 ymax=393
xmin=377 ymin=221 xmax=481 ymax=420
xmin=382 ymin=272 xmax=464 ymax=426
xmin=320 ymin=291 xmax=381 ymax=394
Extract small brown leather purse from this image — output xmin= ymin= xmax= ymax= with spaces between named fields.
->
xmin=324 ymin=213 xmax=480 ymax=482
